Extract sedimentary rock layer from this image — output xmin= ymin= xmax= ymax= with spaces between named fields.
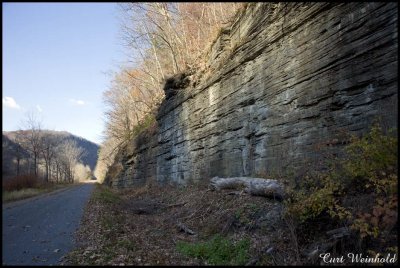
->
xmin=108 ymin=2 xmax=398 ymax=188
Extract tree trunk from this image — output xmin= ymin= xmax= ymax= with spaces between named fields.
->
xmin=16 ymin=158 xmax=20 ymax=176
xmin=48 ymin=162 xmax=51 ymax=182
xmin=46 ymin=163 xmax=49 ymax=182
xmin=33 ymin=154 xmax=38 ymax=177
xmin=55 ymin=164 xmax=59 ymax=182
xmin=43 ymin=158 xmax=49 ymax=182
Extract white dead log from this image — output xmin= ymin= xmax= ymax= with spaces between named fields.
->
xmin=209 ymin=177 xmax=284 ymax=200
xmin=165 ymin=202 xmax=187 ymax=209
xmin=177 ymin=222 xmax=196 ymax=235
xmin=326 ymin=227 xmax=350 ymax=239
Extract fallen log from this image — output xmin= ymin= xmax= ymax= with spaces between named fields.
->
xmin=165 ymin=202 xmax=187 ymax=209
xmin=326 ymin=227 xmax=350 ymax=239
xmin=209 ymin=177 xmax=284 ymax=200
xmin=177 ymin=222 xmax=196 ymax=235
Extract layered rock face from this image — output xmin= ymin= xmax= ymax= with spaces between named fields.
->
xmin=107 ymin=3 xmax=398 ymax=188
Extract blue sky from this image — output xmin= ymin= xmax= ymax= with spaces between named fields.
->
xmin=2 ymin=3 xmax=126 ymax=144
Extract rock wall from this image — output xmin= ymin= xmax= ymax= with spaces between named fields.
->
xmin=107 ymin=2 xmax=398 ymax=188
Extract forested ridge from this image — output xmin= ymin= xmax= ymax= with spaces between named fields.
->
xmin=3 ymin=129 xmax=99 ymax=184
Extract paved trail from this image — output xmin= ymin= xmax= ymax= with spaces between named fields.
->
xmin=2 ymin=183 xmax=94 ymax=265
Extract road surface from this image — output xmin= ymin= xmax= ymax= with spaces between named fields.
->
xmin=2 ymin=183 xmax=94 ymax=265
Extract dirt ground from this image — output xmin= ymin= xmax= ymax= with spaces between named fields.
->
xmin=63 ymin=182 xmax=299 ymax=265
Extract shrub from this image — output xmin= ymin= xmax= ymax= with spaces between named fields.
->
xmin=344 ymin=124 xmax=397 ymax=240
xmin=2 ymin=174 xmax=39 ymax=191
xmin=177 ymin=234 xmax=250 ymax=265
xmin=343 ymin=124 xmax=397 ymax=194
xmin=283 ymin=122 xmax=398 ymax=257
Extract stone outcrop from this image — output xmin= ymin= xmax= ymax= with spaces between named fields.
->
xmin=107 ymin=3 xmax=398 ymax=188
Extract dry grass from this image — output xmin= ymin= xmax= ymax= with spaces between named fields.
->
xmin=3 ymin=188 xmax=45 ymax=203
xmin=2 ymin=183 xmax=73 ymax=203
xmin=64 ymin=182 xmax=299 ymax=265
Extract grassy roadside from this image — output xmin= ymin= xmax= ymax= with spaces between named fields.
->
xmin=64 ymin=183 xmax=291 ymax=265
xmin=2 ymin=183 xmax=76 ymax=203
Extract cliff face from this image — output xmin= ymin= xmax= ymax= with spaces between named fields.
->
xmin=107 ymin=3 xmax=398 ymax=188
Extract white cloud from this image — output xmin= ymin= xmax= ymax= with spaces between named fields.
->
xmin=3 ymin=97 xmax=21 ymax=109
xmin=36 ymin=105 xmax=43 ymax=112
xmin=69 ymin=98 xmax=85 ymax=106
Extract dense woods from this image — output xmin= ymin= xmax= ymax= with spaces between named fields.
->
xmin=95 ymin=3 xmax=244 ymax=182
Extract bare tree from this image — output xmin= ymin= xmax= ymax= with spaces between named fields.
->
xmin=20 ymin=111 xmax=43 ymax=177
xmin=40 ymin=132 xmax=58 ymax=182
xmin=106 ymin=3 xmax=241 ymax=145
xmin=57 ymin=140 xmax=86 ymax=183
xmin=120 ymin=3 xmax=240 ymax=73
xmin=74 ymin=163 xmax=92 ymax=182
xmin=53 ymin=156 xmax=61 ymax=182
xmin=94 ymin=137 xmax=120 ymax=183
xmin=13 ymin=131 xmax=25 ymax=176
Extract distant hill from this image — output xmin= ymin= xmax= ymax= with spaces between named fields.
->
xmin=2 ymin=130 xmax=99 ymax=176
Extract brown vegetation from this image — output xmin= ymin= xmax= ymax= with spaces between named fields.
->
xmin=2 ymin=174 xmax=39 ymax=192
xmin=64 ymin=183 xmax=295 ymax=265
